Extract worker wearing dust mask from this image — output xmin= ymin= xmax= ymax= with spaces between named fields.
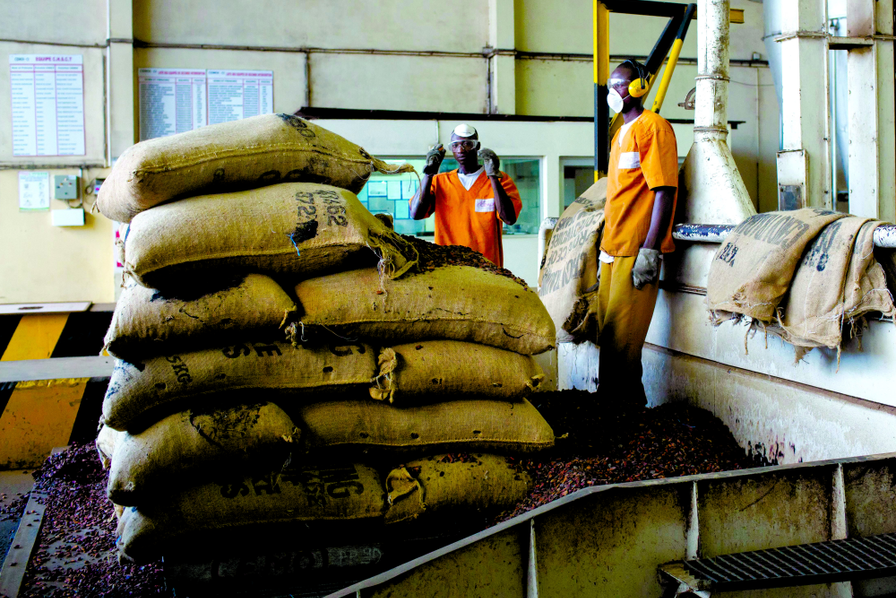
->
xmin=598 ymin=59 xmax=679 ymax=407
xmin=410 ymin=124 xmax=522 ymax=268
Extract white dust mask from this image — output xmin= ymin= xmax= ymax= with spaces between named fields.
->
xmin=607 ymin=88 xmax=625 ymax=113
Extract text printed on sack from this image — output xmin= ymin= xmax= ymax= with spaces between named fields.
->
xmin=540 ymin=203 xmax=603 ymax=295
xmin=218 ymin=466 xmax=366 ymax=504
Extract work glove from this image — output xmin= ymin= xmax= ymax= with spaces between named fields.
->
xmin=423 ymin=144 xmax=446 ymax=175
xmin=631 ymin=248 xmax=662 ymax=290
xmin=478 ymin=148 xmax=500 ymax=177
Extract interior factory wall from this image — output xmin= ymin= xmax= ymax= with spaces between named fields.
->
xmin=0 ymin=19 xmax=114 ymax=303
xmin=0 ymin=0 xmax=777 ymax=304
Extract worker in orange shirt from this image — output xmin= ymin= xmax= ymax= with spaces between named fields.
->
xmin=598 ymin=59 xmax=679 ymax=407
xmin=409 ymin=124 xmax=522 ymax=268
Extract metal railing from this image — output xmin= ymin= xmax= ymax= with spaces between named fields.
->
xmin=671 ymin=223 xmax=896 ymax=248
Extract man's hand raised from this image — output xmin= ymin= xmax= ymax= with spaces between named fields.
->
xmin=423 ymin=144 xmax=446 ymax=175
xmin=478 ymin=148 xmax=500 ymax=178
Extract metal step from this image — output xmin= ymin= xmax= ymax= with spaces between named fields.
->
xmin=660 ymin=533 xmax=896 ymax=593
xmin=326 ymin=453 xmax=896 ymax=598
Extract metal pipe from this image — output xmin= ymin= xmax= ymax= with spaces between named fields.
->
xmin=671 ymin=223 xmax=896 ymax=248
xmin=695 ymin=0 xmax=730 ymax=141
xmin=106 ymin=0 xmax=112 ymax=167
xmin=678 ymin=0 xmax=754 ymax=226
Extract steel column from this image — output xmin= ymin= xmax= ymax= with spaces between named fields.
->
xmin=845 ymin=0 xmax=895 ymax=221
xmin=777 ymin=0 xmax=831 ymax=210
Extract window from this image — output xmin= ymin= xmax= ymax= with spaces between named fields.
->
xmin=562 ymin=160 xmax=596 ymax=209
xmin=358 ymin=157 xmax=542 ymax=236
xmin=357 ymin=159 xmax=432 ymax=236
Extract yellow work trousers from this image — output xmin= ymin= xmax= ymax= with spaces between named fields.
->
xmin=596 ymin=255 xmax=660 ymax=406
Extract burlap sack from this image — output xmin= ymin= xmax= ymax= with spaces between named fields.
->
xmin=769 ymin=218 xmax=895 ymax=353
xmin=108 ymin=401 xmax=298 ymax=506
xmin=116 ymin=462 xmax=385 ymax=563
xmin=707 ymin=208 xmax=848 ymax=323
xmin=95 ymin=423 xmax=124 ymax=469
xmin=98 ymin=113 xmax=414 ymax=223
xmin=842 ymin=222 xmax=896 ymax=322
xmin=104 ymin=274 xmax=296 ymax=361
xmin=370 ymin=341 xmax=544 ymax=404
xmin=124 ymin=183 xmax=417 ymax=291
xmin=384 ymin=453 xmax=532 ymax=524
xmin=290 ymin=266 xmax=555 ymax=355
xmin=296 ymin=398 xmax=554 ymax=456
xmin=537 ymin=178 xmax=608 ymax=287
xmin=538 ymin=179 xmax=607 ymax=343
xmin=103 ymin=341 xmax=375 ymax=432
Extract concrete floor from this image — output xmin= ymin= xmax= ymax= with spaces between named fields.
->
xmin=0 ymin=470 xmax=35 ymax=564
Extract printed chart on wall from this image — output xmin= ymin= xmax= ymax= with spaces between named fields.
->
xmin=207 ymin=70 xmax=273 ymax=125
xmin=18 ymin=172 xmax=50 ymax=211
xmin=139 ymin=68 xmax=273 ymax=140
xmin=10 ymin=55 xmax=86 ymax=156
xmin=138 ymin=69 xmax=208 ymax=141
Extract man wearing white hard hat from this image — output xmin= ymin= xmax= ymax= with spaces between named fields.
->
xmin=409 ymin=124 xmax=521 ymax=268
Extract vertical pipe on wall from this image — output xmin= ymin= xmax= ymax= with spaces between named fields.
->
xmin=593 ymin=1 xmax=610 ymax=181
xmin=304 ymin=51 xmax=312 ymax=108
xmin=105 ymin=0 xmax=112 ymax=166
xmin=695 ymin=0 xmax=730 ymax=142
xmin=678 ymin=0 xmax=755 ymax=224
xmin=486 ymin=52 xmax=493 ymax=114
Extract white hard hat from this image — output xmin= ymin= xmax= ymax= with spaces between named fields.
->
xmin=453 ymin=123 xmax=477 ymax=138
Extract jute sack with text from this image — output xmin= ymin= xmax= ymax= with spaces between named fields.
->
xmin=108 ymin=401 xmax=298 ymax=506
xmin=104 ymin=274 xmax=296 ymax=361
xmin=370 ymin=341 xmax=544 ymax=404
xmin=97 ymin=113 xmax=414 ymax=223
xmin=384 ymin=453 xmax=533 ymax=524
xmin=296 ymin=398 xmax=554 ymax=456
xmin=116 ymin=462 xmax=385 ymax=564
xmin=537 ymin=177 xmax=607 ymax=288
xmin=768 ymin=218 xmax=895 ymax=353
xmin=124 ymin=183 xmax=417 ymax=291
xmin=538 ymin=179 xmax=606 ymax=343
xmin=96 ymin=423 xmax=125 ymax=469
xmin=290 ymin=265 xmax=555 ymax=355
xmin=707 ymin=208 xmax=848 ymax=323
xmin=103 ymin=341 xmax=375 ymax=432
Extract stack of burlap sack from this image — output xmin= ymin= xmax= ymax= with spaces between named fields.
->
xmin=95 ymin=114 xmax=557 ymax=564
xmin=706 ymin=207 xmax=896 ymax=360
xmin=538 ymin=179 xmax=607 ymax=342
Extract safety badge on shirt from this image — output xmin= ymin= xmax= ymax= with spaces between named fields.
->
xmin=618 ymin=152 xmax=641 ymax=169
xmin=475 ymin=198 xmax=495 ymax=212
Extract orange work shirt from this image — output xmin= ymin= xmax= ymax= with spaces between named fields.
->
xmin=420 ymin=170 xmax=522 ymax=267
xmin=601 ymin=110 xmax=679 ymax=256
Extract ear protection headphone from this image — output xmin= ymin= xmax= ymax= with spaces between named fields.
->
xmin=621 ymin=59 xmax=649 ymax=98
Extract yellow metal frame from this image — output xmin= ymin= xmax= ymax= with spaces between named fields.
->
xmin=651 ymin=37 xmax=684 ymax=113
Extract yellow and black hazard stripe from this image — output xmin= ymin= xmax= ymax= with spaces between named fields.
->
xmin=0 ymin=311 xmax=113 ymax=469
xmin=0 ymin=311 xmax=113 ymax=360
xmin=0 ymin=377 xmax=109 ymax=469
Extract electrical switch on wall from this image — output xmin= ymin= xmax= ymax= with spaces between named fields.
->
xmin=54 ymin=175 xmax=79 ymax=200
